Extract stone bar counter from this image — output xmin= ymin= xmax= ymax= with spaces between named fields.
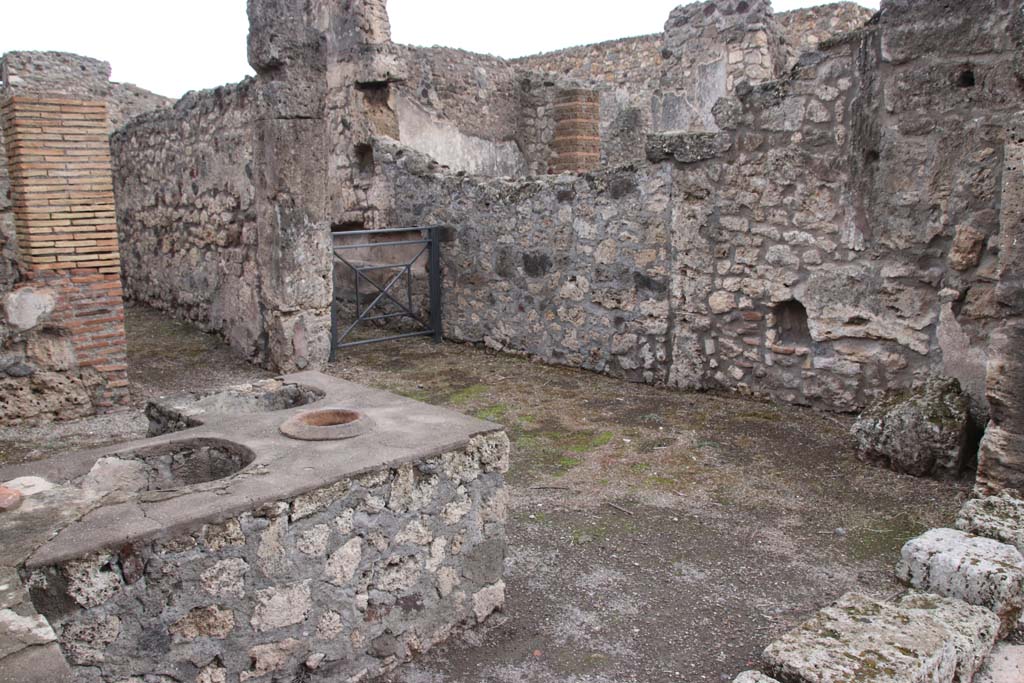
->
xmin=0 ymin=372 xmax=509 ymax=682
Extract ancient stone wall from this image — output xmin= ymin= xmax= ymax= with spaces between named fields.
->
xmin=656 ymin=0 xmax=789 ymax=134
xmin=775 ymin=3 xmax=875 ymax=69
xmin=392 ymin=46 xmax=527 ymax=176
xmin=509 ymin=1 xmax=868 ymax=168
xmin=512 ymin=35 xmax=663 ymax=88
xmin=683 ymin=0 xmax=1020 ymax=412
xmin=663 ymin=32 xmax=897 ymax=409
xmin=97 ymin=0 xmax=1024 ymax=438
xmin=361 ymin=0 xmax=1023 ymax=418
xmin=376 ymin=139 xmax=674 ymax=384
xmin=395 ymin=45 xmax=520 ymax=143
xmin=110 ymin=81 xmax=263 ymax=361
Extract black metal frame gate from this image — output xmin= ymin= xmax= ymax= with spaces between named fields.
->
xmin=329 ymin=226 xmax=443 ymax=360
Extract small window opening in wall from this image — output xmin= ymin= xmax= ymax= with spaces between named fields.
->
xmin=355 ymin=144 xmax=375 ymax=177
xmin=775 ymin=300 xmax=812 ymax=346
xmin=355 ymin=81 xmax=391 ymax=106
xmin=955 ymin=67 xmax=976 ymax=88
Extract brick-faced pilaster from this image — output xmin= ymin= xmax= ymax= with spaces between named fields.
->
xmin=1 ymin=97 xmax=129 ymax=411
xmin=549 ymin=88 xmax=601 ymax=173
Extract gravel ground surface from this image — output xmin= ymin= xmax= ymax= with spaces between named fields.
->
xmin=0 ymin=305 xmax=971 ymax=682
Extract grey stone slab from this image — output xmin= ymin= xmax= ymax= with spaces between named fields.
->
xmin=763 ymin=593 xmax=959 ymax=683
xmin=0 ymin=608 xmax=56 ymax=659
xmin=897 ymin=528 xmax=1024 ymax=637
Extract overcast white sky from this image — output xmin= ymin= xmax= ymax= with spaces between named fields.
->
xmin=0 ymin=0 xmax=880 ymax=99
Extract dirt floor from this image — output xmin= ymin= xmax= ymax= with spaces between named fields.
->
xmin=0 ymin=305 xmax=971 ymax=682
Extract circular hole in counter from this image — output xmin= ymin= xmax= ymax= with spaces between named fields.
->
xmin=279 ymin=408 xmax=375 ymax=441
xmin=79 ymin=438 xmax=257 ymax=493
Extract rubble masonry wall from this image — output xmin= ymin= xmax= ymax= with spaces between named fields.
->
xmin=110 ymin=81 xmax=264 ymax=362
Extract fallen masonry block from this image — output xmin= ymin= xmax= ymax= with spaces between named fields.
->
xmin=763 ymin=593 xmax=960 ymax=683
xmin=851 ymin=377 xmax=970 ymax=478
xmin=733 ymin=671 xmax=781 ymax=683
xmin=897 ymin=528 xmax=1024 ymax=637
xmin=956 ymin=494 xmax=1024 ymax=555
xmin=895 ymin=592 xmax=1000 ymax=683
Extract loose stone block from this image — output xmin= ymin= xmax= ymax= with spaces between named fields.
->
xmin=851 ymin=377 xmax=971 ymax=478
xmin=896 ymin=528 xmax=1024 ymax=636
xmin=895 ymin=592 xmax=1000 ymax=682
xmin=763 ymin=593 xmax=959 ymax=683
xmin=956 ymin=494 xmax=1024 ymax=554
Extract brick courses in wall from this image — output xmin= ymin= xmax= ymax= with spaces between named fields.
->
xmin=0 ymin=97 xmax=129 ymax=418
xmin=2 ymin=98 xmax=120 ymax=273
xmin=549 ymin=88 xmax=601 ymax=173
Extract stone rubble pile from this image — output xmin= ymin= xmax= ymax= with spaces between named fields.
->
xmin=733 ymin=494 xmax=1024 ymax=683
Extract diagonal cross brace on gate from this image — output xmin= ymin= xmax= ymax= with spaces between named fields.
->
xmin=329 ymin=226 xmax=444 ymax=359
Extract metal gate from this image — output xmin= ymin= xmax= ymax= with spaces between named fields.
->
xmin=329 ymin=225 xmax=443 ymax=360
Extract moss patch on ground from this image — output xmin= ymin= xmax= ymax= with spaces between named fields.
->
xmin=844 ymin=514 xmax=932 ymax=562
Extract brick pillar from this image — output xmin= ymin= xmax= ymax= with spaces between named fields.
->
xmin=1 ymin=97 xmax=129 ymax=411
xmin=549 ymin=88 xmax=600 ymax=173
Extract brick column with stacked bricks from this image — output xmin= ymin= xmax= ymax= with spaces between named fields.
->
xmin=549 ymin=88 xmax=600 ymax=173
xmin=1 ymin=97 xmax=129 ymax=411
